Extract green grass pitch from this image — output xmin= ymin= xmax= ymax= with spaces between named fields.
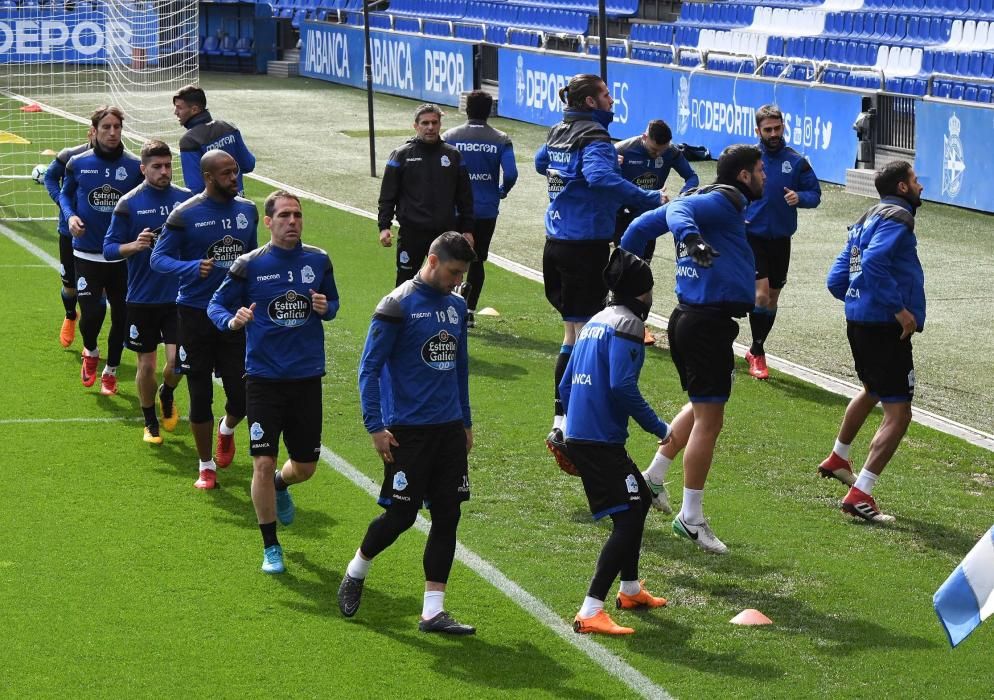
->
xmin=2 ymin=84 xmax=994 ymax=697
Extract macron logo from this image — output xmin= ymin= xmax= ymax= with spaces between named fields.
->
xmin=194 ymin=220 xmax=215 ymax=228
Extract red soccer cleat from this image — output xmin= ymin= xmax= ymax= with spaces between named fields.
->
xmin=745 ymin=351 xmax=769 ymax=380
xmin=194 ymin=469 xmax=217 ymax=490
xmin=99 ymin=373 xmax=118 ymax=396
xmin=215 ymin=420 xmax=235 ymax=468
xmin=818 ymin=451 xmax=856 ymax=486
xmin=80 ymin=354 xmax=99 ymax=387
xmin=842 ymin=487 xmax=895 ymax=523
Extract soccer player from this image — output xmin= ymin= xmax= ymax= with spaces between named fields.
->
xmin=151 ymin=151 xmax=259 ymax=489
xmin=534 ymin=74 xmax=663 ymax=454
xmin=559 ymin=248 xmax=672 ymax=636
xmin=173 ymin=85 xmax=256 ymax=195
xmin=103 ymin=140 xmax=191 ymax=444
xmin=744 ymin=105 xmax=822 ymax=380
xmin=338 ymin=232 xmax=476 ymax=635
xmin=378 ymin=104 xmax=475 ymax=286
xmin=208 ymin=190 xmax=340 ymax=573
xmin=640 ymin=145 xmax=765 ymax=554
xmin=820 ymin=161 xmax=925 ymax=523
xmin=441 ymin=90 xmax=518 ymax=327
xmin=58 ymin=106 xmax=143 ymax=395
xmin=43 ymin=126 xmax=93 ymax=348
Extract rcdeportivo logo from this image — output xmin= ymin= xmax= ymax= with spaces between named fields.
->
xmin=943 ymin=112 xmax=965 ymax=198
xmin=268 ymin=290 xmax=311 ymax=327
xmin=676 ymin=76 xmax=690 ymax=135
xmin=87 ymin=183 xmax=123 ymax=212
xmin=421 ymin=329 xmax=457 ymax=370
xmin=206 ymin=235 xmax=245 ymax=269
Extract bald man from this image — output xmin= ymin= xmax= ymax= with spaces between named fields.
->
xmin=152 ymin=150 xmax=260 ymax=489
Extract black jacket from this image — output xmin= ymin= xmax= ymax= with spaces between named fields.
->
xmin=377 ymin=137 xmax=473 ymax=233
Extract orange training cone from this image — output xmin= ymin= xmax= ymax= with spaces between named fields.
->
xmin=20 ymin=103 xmax=42 ymax=113
xmin=730 ymin=609 xmax=773 ymax=625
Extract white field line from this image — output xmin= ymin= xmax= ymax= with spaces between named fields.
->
xmin=0 ymin=218 xmax=673 ymax=700
xmin=235 ymin=179 xmax=994 ymax=454
xmin=0 ymin=416 xmax=142 ymax=425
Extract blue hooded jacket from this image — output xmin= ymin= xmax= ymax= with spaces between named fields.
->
xmin=745 ymin=142 xmax=821 ymax=238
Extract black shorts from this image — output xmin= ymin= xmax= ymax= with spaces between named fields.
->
xmin=748 ymin=235 xmax=792 ymax=289
xmin=126 ymin=303 xmax=178 ymax=353
xmin=246 ymin=376 xmax=323 ymax=462
xmin=176 ymin=304 xmax=245 ymax=378
xmin=847 ymin=322 xmax=915 ymax=403
xmin=377 ymin=421 xmax=470 ymax=511
xmin=473 ymin=218 xmax=497 ymax=262
xmin=543 ymin=238 xmax=609 ymax=323
xmin=74 ymin=256 xmax=127 ymax=303
xmin=667 ymin=304 xmax=739 ymax=403
xmin=396 ymin=226 xmax=441 ymax=283
xmin=566 ymin=441 xmax=650 ymax=520
xmin=58 ymin=235 xmax=76 ymax=288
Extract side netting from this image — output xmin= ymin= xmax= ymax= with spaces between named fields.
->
xmin=0 ymin=0 xmax=198 ymax=221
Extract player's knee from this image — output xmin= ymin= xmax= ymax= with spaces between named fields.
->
xmin=253 ymin=455 xmax=276 ymax=476
xmin=291 ymin=460 xmax=317 ymax=481
xmin=428 ymin=503 xmax=461 ymax=533
xmin=186 ymin=374 xmax=214 ymax=425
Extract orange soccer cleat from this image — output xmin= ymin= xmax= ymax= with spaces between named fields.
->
xmin=616 ymin=581 xmax=668 ymax=610
xmin=60 ymin=317 xmax=77 ymax=348
xmin=573 ymin=610 xmax=635 ymax=635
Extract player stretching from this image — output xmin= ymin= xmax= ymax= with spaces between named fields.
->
xmin=152 ymin=151 xmax=258 ymax=489
xmin=560 ymin=248 xmax=672 ymax=635
xmin=104 ymin=140 xmax=191 ymax=444
xmin=209 ymin=191 xmax=340 ymax=573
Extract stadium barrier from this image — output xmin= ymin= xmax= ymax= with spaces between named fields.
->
xmin=914 ymin=100 xmax=985 ymax=211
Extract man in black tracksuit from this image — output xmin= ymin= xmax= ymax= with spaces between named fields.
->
xmin=378 ymin=103 xmax=474 ymax=286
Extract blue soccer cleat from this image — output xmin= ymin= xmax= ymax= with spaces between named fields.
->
xmin=262 ymin=544 xmax=285 ymax=574
xmin=276 ymin=488 xmax=295 ymax=526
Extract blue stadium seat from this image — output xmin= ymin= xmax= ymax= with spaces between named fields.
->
xmin=935 ymin=80 xmax=952 ymax=98
xmin=951 ymin=82 xmax=966 ymax=99
xmin=395 ymin=16 xmax=420 ymax=32
xmin=965 ymin=83 xmax=980 ymax=100
xmin=202 ymin=36 xmax=222 ymax=57
xmin=235 ymin=37 xmax=254 ymax=58
xmin=979 ymin=86 xmax=992 ymax=102
xmin=221 ymin=35 xmax=238 ymax=57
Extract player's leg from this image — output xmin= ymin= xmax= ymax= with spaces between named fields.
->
xmin=126 ymin=304 xmax=162 ymax=442
xmin=74 ymin=259 xmax=106 ymax=387
xmin=178 ymin=307 xmax=219 ymax=488
xmin=244 ymin=377 xmax=287 ymax=572
xmin=818 ymin=387 xmax=876 ymax=486
xmin=615 ymin=475 xmax=666 ymax=611
xmin=215 ymin=329 xmax=246 ymax=468
xmin=99 ymin=262 xmax=129 ymax=396
xmin=643 ymin=401 xmax=694 ymax=513
xmin=464 ymin=219 xmax=496 ymax=325
xmin=158 ymin=307 xmax=182 ymax=432
xmin=58 ymin=236 xmax=78 ymax=348
xmin=338 ymin=426 xmax=424 ymax=617
xmin=395 ymin=227 xmax=431 ymax=287
xmin=272 ymin=377 xmax=323 ymax=527
xmin=746 ymin=236 xmax=773 ymax=379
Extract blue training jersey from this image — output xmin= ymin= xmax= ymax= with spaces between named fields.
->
xmin=178 ymin=110 xmax=256 ymax=194
xmin=44 ymin=142 xmax=90 ymax=236
xmin=359 ymin=277 xmax=471 ymax=433
xmin=150 ymin=193 xmax=259 ymax=309
xmin=745 ymin=143 xmax=821 ymax=238
xmin=442 ymin=119 xmax=518 ymax=220
xmin=559 ymin=304 xmax=670 ymax=444
xmin=58 ymin=147 xmax=143 ymax=254
xmin=104 ymin=182 xmax=193 ymax=305
xmin=208 ymin=241 xmax=340 ymax=379
xmin=615 ymin=136 xmax=699 ymax=194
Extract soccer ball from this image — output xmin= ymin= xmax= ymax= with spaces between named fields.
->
xmin=31 ymin=164 xmax=48 ymax=184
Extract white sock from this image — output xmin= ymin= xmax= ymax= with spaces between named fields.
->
xmin=199 ymin=459 xmax=217 ymax=473
xmin=645 ymin=452 xmax=673 ymax=484
xmin=346 ymin=549 xmax=371 ymax=579
xmin=102 ymin=365 xmax=117 ymax=376
xmin=553 ymin=414 xmax=564 ymax=431
xmin=619 ymin=580 xmax=641 ymax=596
xmin=833 ymin=439 xmax=851 ymax=460
xmin=578 ymin=595 xmax=604 ymax=618
xmin=854 ymin=468 xmax=879 ymax=496
xmin=422 ymin=590 xmax=445 ymax=620
xmin=680 ymin=487 xmax=704 ymax=523
xmin=218 ymin=418 xmax=235 ymax=436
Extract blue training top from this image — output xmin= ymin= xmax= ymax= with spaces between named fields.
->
xmin=745 ymin=142 xmax=821 ymax=238
xmin=44 ymin=142 xmax=91 ymax=237
xmin=442 ymin=119 xmax=518 ymax=220
xmin=59 ymin=146 xmax=143 ymax=254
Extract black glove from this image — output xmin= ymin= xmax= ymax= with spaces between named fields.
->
xmin=683 ymin=233 xmax=720 ymax=268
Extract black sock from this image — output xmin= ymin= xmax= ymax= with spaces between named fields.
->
xmin=274 ymin=471 xmax=289 ymax=491
xmin=158 ymin=383 xmax=174 ymax=415
xmin=553 ymin=346 xmax=572 ymax=417
xmin=260 ymin=521 xmax=279 ymax=548
xmin=748 ymin=308 xmax=776 ymax=356
xmin=142 ymin=405 xmax=158 ymax=429
xmin=61 ymin=289 xmax=77 ymax=320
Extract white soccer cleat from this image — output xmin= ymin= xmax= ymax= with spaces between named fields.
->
xmin=642 ymin=474 xmax=672 ymax=514
xmin=672 ymin=515 xmax=729 ymax=554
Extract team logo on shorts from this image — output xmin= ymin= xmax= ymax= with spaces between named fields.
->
xmin=87 ymin=184 xmax=124 ymax=212
xmin=300 ymin=265 xmax=315 ymax=284
xmin=440 ymin=155 xmax=451 ymax=167
xmin=77 ymin=276 xmax=88 ymax=291
xmin=129 ymin=324 xmax=139 ymax=340
xmin=421 ymin=330 xmax=457 ymax=371
xmin=447 ymin=305 xmax=459 ymax=325
xmin=625 ymin=474 xmax=639 ymax=494
xmin=178 ymin=345 xmax=187 ymax=361
xmin=268 ymin=290 xmax=311 ymax=328
xmin=399 ymin=251 xmax=410 ymax=265
xmin=458 ymin=475 xmax=470 ymax=493
xmin=59 ymin=263 xmax=65 ymax=276
xmin=393 ymin=470 xmax=408 ymax=491
xmin=908 ymin=369 xmax=916 ymax=389
xmin=236 ymin=212 xmax=249 ymax=230
xmin=115 ymin=166 xmax=128 ymax=181
xmin=250 ymin=422 xmax=264 ymax=441
xmin=206 ymin=235 xmax=246 ymax=269
xmin=782 ymin=161 xmax=793 ymax=174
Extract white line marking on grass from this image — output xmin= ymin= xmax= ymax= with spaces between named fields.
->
xmin=238 ymin=177 xmax=994 ymax=454
xmin=0 ymin=416 xmax=142 ymax=425
xmin=320 ymin=447 xmax=672 ymax=700
xmin=1 ymin=215 xmax=673 ymax=699
xmin=0 ymin=264 xmax=50 ymax=268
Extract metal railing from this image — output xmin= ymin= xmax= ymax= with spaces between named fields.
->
xmin=876 ymin=92 xmax=915 ymax=151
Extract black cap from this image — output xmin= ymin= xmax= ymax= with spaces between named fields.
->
xmin=603 ymin=248 xmax=653 ymax=299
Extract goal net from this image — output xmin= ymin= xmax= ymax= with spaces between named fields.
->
xmin=0 ymin=0 xmax=198 ymax=221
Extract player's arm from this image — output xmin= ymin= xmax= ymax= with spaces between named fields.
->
xmin=57 ymin=159 xmax=81 ymax=232
xmin=150 ymin=212 xmax=201 ymax=277
xmin=499 ymin=141 xmax=518 ymax=198
xmin=377 ymin=150 xmax=402 ymax=233
xmin=232 ymin=129 xmax=256 ymax=174
xmin=666 ymin=196 xmax=719 ymax=266
xmin=314 ymin=255 xmax=340 ymax=321
xmin=619 ymin=205 xmax=670 ymax=259
xmin=457 ymin=307 xmax=472 ymax=430
xmin=826 ymin=235 xmax=852 ymax=301
xmin=179 ymin=149 xmax=205 ymax=194
xmin=103 ymin=197 xmax=139 ymax=260
xmin=207 ymin=268 xmax=249 ymax=331
xmin=358 ymin=297 xmax=403 ymax=434
xmin=794 ymin=159 xmax=822 ymax=208
xmin=455 ymin=155 xmax=475 ymax=234
xmin=608 ymin=336 xmax=670 ymax=439
xmin=860 ymin=220 xmax=909 ymax=319
xmin=43 ymin=156 xmax=67 ymax=204
xmin=534 ymin=143 xmax=550 ymax=175
xmin=671 ymin=149 xmax=700 ymax=192
xmin=583 ymin=140 xmax=661 ymax=212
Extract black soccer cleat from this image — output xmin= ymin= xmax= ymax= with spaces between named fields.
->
xmin=418 ymin=611 xmax=476 ymax=635
xmin=337 ymin=573 xmax=365 ymax=618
